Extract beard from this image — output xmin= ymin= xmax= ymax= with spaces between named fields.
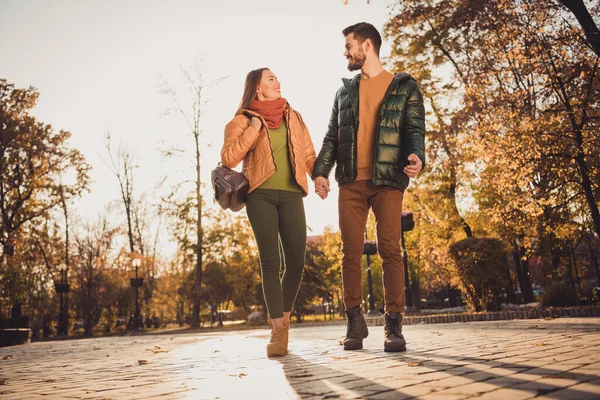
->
xmin=347 ymin=50 xmax=366 ymax=71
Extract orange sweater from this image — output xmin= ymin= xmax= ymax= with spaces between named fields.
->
xmin=357 ymin=70 xmax=394 ymax=181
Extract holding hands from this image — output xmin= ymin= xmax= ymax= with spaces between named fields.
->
xmin=314 ymin=176 xmax=330 ymax=200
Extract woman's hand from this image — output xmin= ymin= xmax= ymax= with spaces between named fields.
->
xmin=250 ymin=117 xmax=261 ymax=130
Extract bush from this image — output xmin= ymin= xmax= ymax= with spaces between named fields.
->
xmin=448 ymin=237 xmax=509 ymax=312
xmin=540 ymin=284 xmax=579 ymax=307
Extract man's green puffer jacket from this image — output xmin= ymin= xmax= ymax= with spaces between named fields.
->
xmin=312 ymin=72 xmax=425 ymax=191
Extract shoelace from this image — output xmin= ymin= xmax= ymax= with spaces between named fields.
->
xmin=270 ymin=327 xmax=286 ymax=341
xmin=346 ymin=314 xmax=358 ymax=336
xmin=385 ymin=318 xmax=401 ymax=337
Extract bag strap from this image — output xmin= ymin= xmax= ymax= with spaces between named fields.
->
xmin=241 ymin=111 xmax=259 ymax=175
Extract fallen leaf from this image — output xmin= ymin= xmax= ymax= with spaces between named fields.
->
xmin=332 ymin=356 xmax=348 ymax=360
xmin=1 ymin=356 xmax=12 ymax=360
xmin=213 ymin=350 xmax=220 ymax=353
xmin=408 ymin=362 xmax=423 ymax=367
xmin=430 ymin=331 xmax=440 ymax=335
xmin=533 ymin=343 xmax=550 ymax=347
xmin=338 ymin=340 xmax=343 ymax=346
xmin=528 ymin=325 xmax=547 ymax=330
xmin=238 ymin=373 xmax=247 ymax=378
xmin=138 ymin=360 xmax=148 ymax=365
xmin=152 ymin=347 xmax=169 ymax=354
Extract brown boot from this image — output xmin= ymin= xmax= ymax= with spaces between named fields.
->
xmin=343 ymin=306 xmax=369 ymax=350
xmin=266 ymin=326 xmax=288 ymax=357
xmin=283 ymin=321 xmax=290 ymax=352
xmin=384 ymin=312 xmax=407 ymax=352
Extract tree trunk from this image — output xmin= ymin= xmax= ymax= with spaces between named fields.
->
xmin=504 ymin=268 xmax=517 ymax=305
xmin=449 ymin=181 xmax=473 ymax=238
xmin=588 ymin=240 xmax=600 ymax=286
xmin=512 ymin=246 xmax=525 ymax=303
xmin=520 ymin=256 xmax=535 ymax=304
xmin=566 ymin=246 xmax=577 ymax=290
xmin=575 ymin=151 xmax=600 ymax=238
xmin=558 ymin=0 xmax=600 ymax=57
xmin=191 ymin=132 xmax=203 ymax=328
xmin=551 ymin=249 xmax=561 ymax=281
xmin=570 ymin=244 xmax=583 ymax=297
xmin=60 ymin=186 xmax=70 ymax=335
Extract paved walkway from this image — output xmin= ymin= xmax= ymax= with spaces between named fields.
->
xmin=1 ymin=318 xmax=599 ymax=399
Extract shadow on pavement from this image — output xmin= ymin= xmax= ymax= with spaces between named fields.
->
xmin=278 ymin=345 xmax=600 ymax=399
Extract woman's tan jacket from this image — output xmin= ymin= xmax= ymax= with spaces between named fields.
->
xmin=221 ymin=105 xmax=316 ymax=196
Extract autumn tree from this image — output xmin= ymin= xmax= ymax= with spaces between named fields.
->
xmin=0 ymin=79 xmax=90 ymax=315
xmin=385 ymin=1 xmax=600 ymax=301
xmin=158 ymin=60 xmax=226 ymax=327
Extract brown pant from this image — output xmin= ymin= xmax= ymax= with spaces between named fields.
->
xmin=338 ymin=180 xmax=405 ymax=312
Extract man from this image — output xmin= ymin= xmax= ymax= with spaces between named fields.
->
xmin=312 ymin=22 xmax=425 ymax=352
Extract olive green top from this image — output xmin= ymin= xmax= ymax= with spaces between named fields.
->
xmin=259 ymin=120 xmax=303 ymax=193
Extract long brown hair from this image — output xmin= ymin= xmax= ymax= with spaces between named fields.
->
xmin=237 ymin=67 xmax=269 ymax=114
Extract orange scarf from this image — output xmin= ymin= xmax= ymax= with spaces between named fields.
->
xmin=249 ymin=98 xmax=287 ymax=129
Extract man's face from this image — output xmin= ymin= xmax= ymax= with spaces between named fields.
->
xmin=344 ymin=33 xmax=366 ymax=71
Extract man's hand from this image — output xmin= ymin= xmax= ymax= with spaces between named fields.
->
xmin=403 ymin=154 xmax=423 ymax=178
xmin=314 ymin=176 xmax=330 ymax=199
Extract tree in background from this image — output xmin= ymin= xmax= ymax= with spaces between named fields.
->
xmin=158 ymin=59 xmax=227 ymax=328
xmin=0 ymin=79 xmax=90 ymax=318
xmin=385 ymin=0 xmax=600 ymax=304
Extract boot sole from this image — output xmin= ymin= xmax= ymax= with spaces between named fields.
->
xmin=343 ymin=342 xmax=363 ymax=350
xmin=384 ymin=345 xmax=407 ymax=353
xmin=343 ymin=330 xmax=368 ymax=350
xmin=267 ymin=350 xmax=288 ymax=357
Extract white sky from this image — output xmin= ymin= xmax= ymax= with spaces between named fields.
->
xmin=0 ymin=0 xmax=399 ymax=253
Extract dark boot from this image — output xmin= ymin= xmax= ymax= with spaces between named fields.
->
xmin=384 ymin=312 xmax=407 ymax=352
xmin=343 ymin=306 xmax=369 ymax=350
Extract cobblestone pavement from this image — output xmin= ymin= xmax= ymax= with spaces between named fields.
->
xmin=1 ymin=317 xmax=599 ymax=399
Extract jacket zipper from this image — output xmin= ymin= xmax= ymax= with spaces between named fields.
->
xmin=348 ymin=77 xmax=360 ymax=181
xmin=286 ymin=111 xmax=296 ymax=179
xmin=373 ymin=76 xmax=399 ymax=179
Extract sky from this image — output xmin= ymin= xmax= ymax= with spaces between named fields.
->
xmin=0 ymin=0 xmax=401 ymax=254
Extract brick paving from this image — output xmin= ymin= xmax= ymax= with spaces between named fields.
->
xmin=0 ymin=317 xmax=599 ymax=399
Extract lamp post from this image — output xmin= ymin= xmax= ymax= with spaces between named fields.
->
xmin=363 ymin=239 xmax=380 ymax=317
xmin=401 ymin=211 xmax=415 ymax=311
xmin=55 ymin=263 xmax=70 ymax=336
xmin=130 ymin=258 xmax=144 ymax=331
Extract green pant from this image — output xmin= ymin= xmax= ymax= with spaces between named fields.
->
xmin=246 ymin=189 xmax=307 ymax=319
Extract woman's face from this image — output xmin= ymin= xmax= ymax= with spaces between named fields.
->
xmin=256 ymin=70 xmax=281 ymax=101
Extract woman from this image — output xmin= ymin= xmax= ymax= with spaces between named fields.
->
xmin=221 ymin=68 xmax=316 ymax=357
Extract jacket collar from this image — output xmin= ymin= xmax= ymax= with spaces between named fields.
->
xmin=341 ymin=71 xmax=412 ymax=118
xmin=342 ymin=71 xmax=413 ymax=93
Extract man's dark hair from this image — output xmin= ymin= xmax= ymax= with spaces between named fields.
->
xmin=342 ymin=22 xmax=382 ymax=56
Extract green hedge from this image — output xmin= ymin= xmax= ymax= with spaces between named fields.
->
xmin=448 ymin=237 xmax=509 ymax=312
